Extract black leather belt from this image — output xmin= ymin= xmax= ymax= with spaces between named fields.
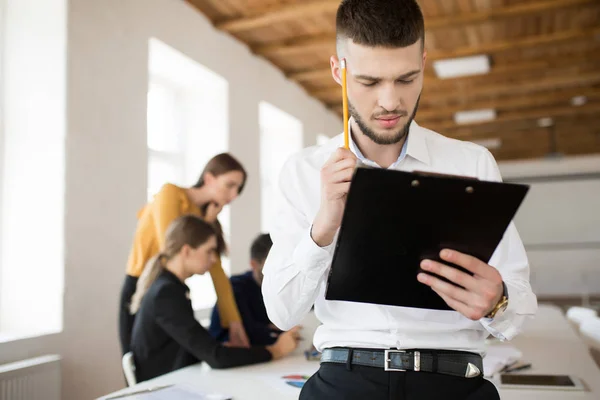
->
xmin=321 ymin=348 xmax=484 ymax=379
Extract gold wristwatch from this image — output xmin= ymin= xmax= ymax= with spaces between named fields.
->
xmin=485 ymin=282 xmax=509 ymax=319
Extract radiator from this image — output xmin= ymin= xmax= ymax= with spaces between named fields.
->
xmin=0 ymin=355 xmax=61 ymax=400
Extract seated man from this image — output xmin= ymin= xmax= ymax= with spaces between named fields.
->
xmin=209 ymin=233 xmax=281 ymax=345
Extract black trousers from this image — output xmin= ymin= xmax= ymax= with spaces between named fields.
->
xmin=300 ymin=362 xmax=500 ymax=400
xmin=118 ymin=275 xmax=139 ymax=355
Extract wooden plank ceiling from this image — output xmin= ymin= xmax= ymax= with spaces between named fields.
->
xmin=187 ymin=0 xmax=600 ymax=161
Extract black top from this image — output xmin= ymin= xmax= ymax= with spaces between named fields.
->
xmin=209 ymin=271 xmax=281 ymax=345
xmin=130 ymin=269 xmax=272 ymax=382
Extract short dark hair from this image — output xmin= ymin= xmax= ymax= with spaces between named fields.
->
xmin=250 ymin=233 xmax=273 ymax=263
xmin=336 ymin=0 xmax=425 ymax=52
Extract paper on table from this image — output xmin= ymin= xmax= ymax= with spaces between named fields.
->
xmin=483 ymin=345 xmax=523 ymax=378
xmin=113 ymin=384 xmax=231 ymax=400
xmin=259 ymin=368 xmax=318 ymax=397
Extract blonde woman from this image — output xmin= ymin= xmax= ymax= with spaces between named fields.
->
xmin=119 ymin=153 xmax=251 ymax=355
xmin=129 ymin=215 xmax=300 ymax=383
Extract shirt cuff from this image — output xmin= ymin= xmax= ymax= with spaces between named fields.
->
xmin=479 ymin=282 xmax=521 ymax=341
xmin=291 ymin=226 xmax=336 ymax=283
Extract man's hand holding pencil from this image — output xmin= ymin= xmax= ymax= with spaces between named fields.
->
xmin=310 ymin=58 xmax=356 ymax=248
xmin=311 ymin=148 xmax=357 ymax=248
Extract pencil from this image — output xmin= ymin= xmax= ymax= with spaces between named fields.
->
xmin=504 ymin=363 xmax=532 ymax=374
xmin=341 ymin=58 xmax=349 ymax=149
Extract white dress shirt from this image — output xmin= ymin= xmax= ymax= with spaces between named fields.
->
xmin=262 ymin=121 xmax=538 ymax=355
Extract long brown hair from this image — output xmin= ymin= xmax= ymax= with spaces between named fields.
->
xmin=192 ymin=153 xmax=247 ymax=255
xmin=130 ymin=215 xmax=216 ymax=314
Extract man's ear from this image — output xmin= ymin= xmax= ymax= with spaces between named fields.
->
xmin=250 ymin=259 xmax=259 ymax=271
xmin=331 ymin=55 xmax=342 ymax=86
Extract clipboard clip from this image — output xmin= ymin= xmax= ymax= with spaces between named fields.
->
xmin=411 ymin=170 xmax=479 ymax=194
xmin=412 ymin=170 xmax=479 ymax=181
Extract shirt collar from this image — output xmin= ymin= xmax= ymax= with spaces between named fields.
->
xmin=345 ymin=118 xmax=430 ymax=168
xmin=405 ymin=120 xmax=431 ymax=166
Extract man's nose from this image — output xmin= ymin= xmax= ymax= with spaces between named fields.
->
xmin=377 ymin=84 xmax=401 ymax=112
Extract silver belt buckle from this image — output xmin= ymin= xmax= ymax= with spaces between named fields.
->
xmin=384 ymin=349 xmax=405 ymax=371
xmin=384 ymin=350 xmax=421 ymax=372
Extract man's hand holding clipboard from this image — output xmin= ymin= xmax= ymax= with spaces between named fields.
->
xmin=418 ymin=249 xmax=505 ymax=320
xmin=395 ymin=169 xmax=508 ymax=320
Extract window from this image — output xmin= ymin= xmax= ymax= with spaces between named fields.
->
xmin=0 ymin=0 xmax=66 ymax=339
xmin=147 ymin=38 xmax=229 ymax=315
xmin=0 ymin=0 xmax=5 ymax=302
xmin=147 ymin=80 xmax=186 ymax=200
xmin=259 ymin=102 xmax=303 ymax=232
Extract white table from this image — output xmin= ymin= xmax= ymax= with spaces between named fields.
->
xmin=100 ymin=305 xmax=600 ymax=399
xmin=492 ymin=304 xmax=600 ymax=399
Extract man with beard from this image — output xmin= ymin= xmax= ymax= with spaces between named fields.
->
xmin=262 ymin=1 xmax=536 ymax=399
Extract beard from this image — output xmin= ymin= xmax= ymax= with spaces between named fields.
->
xmin=349 ymin=94 xmax=421 ymax=145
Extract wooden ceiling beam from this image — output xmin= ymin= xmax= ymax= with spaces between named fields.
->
xmin=425 ymin=0 xmax=597 ymax=30
xmin=288 ymin=68 xmax=334 ymax=82
xmin=430 ymin=26 xmax=600 ymax=62
xmin=419 ymin=88 xmax=600 ymax=122
xmin=215 ymin=0 xmax=339 ymax=33
xmin=445 ymin=122 xmax=600 ymax=157
xmin=327 ymin=88 xmax=600 ymax=119
xmin=445 ymin=119 xmax=593 ymax=142
xmin=446 ymin=123 xmax=544 ymax=141
xmin=215 ymin=0 xmax=596 ymax=36
xmin=316 ymin=70 xmax=600 ymax=104
xmin=426 ymin=70 xmax=600 ymax=101
xmin=426 ymin=102 xmax=600 ymax=133
xmin=291 ymin=51 xmax=600 ymax=89
xmin=253 ymin=33 xmax=334 ymax=56
xmin=255 ymin=24 xmax=600 ymax=58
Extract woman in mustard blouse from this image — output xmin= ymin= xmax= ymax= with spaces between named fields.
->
xmin=119 ymin=153 xmax=250 ymax=355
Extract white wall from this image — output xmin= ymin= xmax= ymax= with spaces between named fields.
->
xmin=499 ymin=155 xmax=600 ymax=298
xmin=0 ymin=0 xmax=341 ymax=399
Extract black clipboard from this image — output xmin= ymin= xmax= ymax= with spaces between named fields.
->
xmin=324 ymin=167 xmax=529 ymax=311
